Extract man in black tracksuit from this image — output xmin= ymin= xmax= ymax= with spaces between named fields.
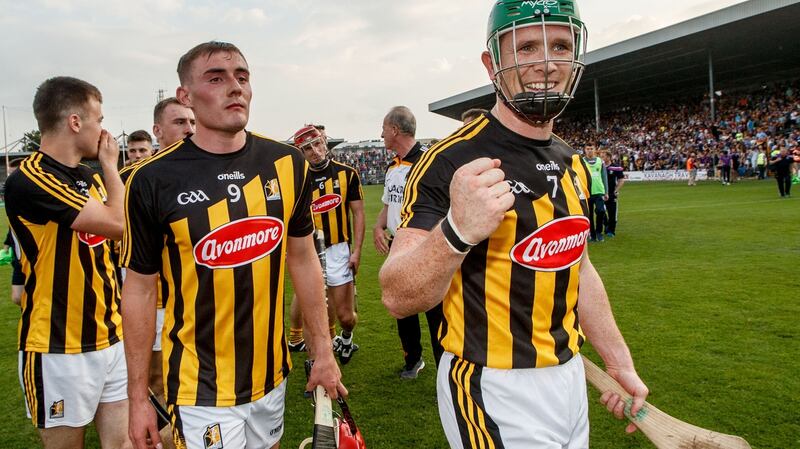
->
xmin=603 ymin=152 xmax=625 ymax=237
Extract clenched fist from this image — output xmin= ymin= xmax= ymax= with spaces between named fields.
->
xmin=449 ymin=158 xmax=514 ymax=244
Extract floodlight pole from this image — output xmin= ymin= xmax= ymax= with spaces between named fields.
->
xmin=2 ymin=105 xmax=8 ymax=171
xmin=594 ymin=79 xmax=601 ymax=133
xmin=708 ymin=50 xmax=715 ymax=123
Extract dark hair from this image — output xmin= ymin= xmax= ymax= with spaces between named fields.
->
xmin=8 ymin=158 xmax=24 ymax=169
xmin=461 ymin=108 xmax=488 ymax=123
xmin=127 ymin=130 xmax=152 ymax=145
xmin=33 ymin=76 xmax=102 ymax=134
xmin=177 ymin=41 xmax=247 ymax=85
xmin=153 ymin=97 xmax=183 ymax=124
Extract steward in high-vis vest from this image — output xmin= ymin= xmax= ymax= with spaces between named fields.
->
xmin=584 ymin=145 xmax=608 ymax=242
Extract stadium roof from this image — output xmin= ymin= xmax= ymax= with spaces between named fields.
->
xmin=429 ymin=0 xmax=800 ymax=120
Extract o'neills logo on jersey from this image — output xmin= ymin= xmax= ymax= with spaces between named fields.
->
xmin=311 ymin=194 xmax=342 ymax=214
xmin=193 ymin=216 xmax=284 ymax=269
xmin=510 ymin=216 xmax=590 ymax=271
xmin=77 ymin=232 xmax=106 ymax=247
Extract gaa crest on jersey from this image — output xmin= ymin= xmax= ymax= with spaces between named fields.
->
xmin=203 ymin=423 xmax=223 ymax=449
xmin=50 ymin=400 xmax=64 ymax=419
xmin=573 ymin=177 xmax=587 ymax=200
xmin=510 ymin=216 xmax=589 ymax=271
xmin=264 ymin=178 xmax=281 ymax=201
xmin=311 ymin=194 xmax=342 ymax=214
xmin=193 ymin=216 xmax=285 ymax=269
xmin=77 ymin=231 xmax=106 ymax=247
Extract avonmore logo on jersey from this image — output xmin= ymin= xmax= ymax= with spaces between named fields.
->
xmin=193 ymin=217 xmax=284 ymax=269
xmin=77 ymin=232 xmax=106 ymax=247
xmin=510 ymin=216 xmax=590 ymax=271
xmin=311 ymin=194 xmax=342 ymax=214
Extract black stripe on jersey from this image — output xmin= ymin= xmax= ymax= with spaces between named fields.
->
xmin=549 ymin=179 xmax=574 ymax=364
xmin=265 ymin=188 xmax=286 ymax=395
xmin=193 ymin=215 xmax=218 ymax=404
xmin=48 ymin=225 xmax=73 ymax=352
xmin=96 ymin=246 xmax=120 ymax=347
xmin=229 ymin=192 xmax=255 ymax=404
xmin=77 ymin=242 xmax=98 ymax=352
xmin=165 ymin=232 xmax=186 ymax=406
xmin=461 ymin=243 xmax=489 ymax=367
xmin=510 ymin=202 xmax=539 ymax=369
xmin=13 ymin=217 xmax=38 ymax=348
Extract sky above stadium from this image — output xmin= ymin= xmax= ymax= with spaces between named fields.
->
xmin=0 ymin=0 xmax=747 ymax=147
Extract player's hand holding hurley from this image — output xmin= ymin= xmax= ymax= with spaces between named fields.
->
xmin=449 ymin=158 xmax=514 ymax=244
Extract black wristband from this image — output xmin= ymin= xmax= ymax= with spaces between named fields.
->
xmin=440 ymin=212 xmax=474 ymax=254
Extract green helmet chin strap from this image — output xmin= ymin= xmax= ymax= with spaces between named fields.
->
xmin=486 ymin=0 xmax=587 ymax=123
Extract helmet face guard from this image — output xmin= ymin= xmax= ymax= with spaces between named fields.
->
xmin=293 ymin=125 xmax=330 ymax=171
xmin=487 ymin=1 xmax=587 ymax=124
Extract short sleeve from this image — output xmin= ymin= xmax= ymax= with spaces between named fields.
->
xmin=5 ymin=167 xmax=87 ymax=227
xmin=121 ymin=171 xmax=162 ymax=274
xmin=347 ymin=168 xmax=363 ymax=202
xmin=288 ymin=159 xmax=314 ymax=238
xmin=399 ymin=155 xmax=453 ymax=231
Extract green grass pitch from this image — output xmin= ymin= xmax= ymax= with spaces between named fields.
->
xmin=0 ymin=179 xmax=797 ymax=448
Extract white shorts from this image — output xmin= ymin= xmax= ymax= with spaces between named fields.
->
xmin=153 ymin=307 xmax=166 ymax=352
xmin=324 ymin=242 xmax=353 ymax=287
xmin=172 ymin=380 xmax=286 ymax=449
xmin=18 ymin=342 xmax=128 ymax=429
xmin=437 ymin=352 xmax=589 ymax=449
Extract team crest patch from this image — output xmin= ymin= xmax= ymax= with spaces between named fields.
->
xmin=573 ymin=177 xmax=587 ymax=200
xmin=311 ymin=194 xmax=342 ymax=214
xmin=264 ymin=178 xmax=281 ymax=201
xmin=203 ymin=423 xmax=223 ymax=449
xmin=510 ymin=216 xmax=590 ymax=271
xmin=50 ymin=400 xmax=64 ymax=419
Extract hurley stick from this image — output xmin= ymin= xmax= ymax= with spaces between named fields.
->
xmin=583 ymin=358 xmax=751 ymax=449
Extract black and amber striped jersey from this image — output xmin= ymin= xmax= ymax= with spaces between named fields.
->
xmin=308 ymin=160 xmax=363 ymax=248
xmin=5 ymin=152 xmax=122 ymax=354
xmin=118 ymin=162 xmax=167 ymax=309
xmin=122 ymin=132 xmax=313 ymax=407
xmin=400 ymin=113 xmax=592 ymax=370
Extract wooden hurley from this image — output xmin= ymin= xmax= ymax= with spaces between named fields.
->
xmin=583 ymin=358 xmax=752 ymax=449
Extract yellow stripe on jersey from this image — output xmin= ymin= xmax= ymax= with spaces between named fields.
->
xmin=484 ymin=210 xmax=516 ymax=369
xmin=531 ymin=193 xmax=559 ymax=367
xmin=275 ymin=155 xmax=298 ymax=225
xmin=441 ymin=268 xmax=465 ymax=358
xmin=243 ymin=176 xmax=273 ymax=401
xmin=19 ymin=154 xmax=86 ymax=210
xmin=65 ymin=235 xmax=86 ymax=350
xmin=400 ymin=118 xmax=490 ymax=227
xmin=168 ymin=217 xmax=201 ymax=404
xmin=19 ymin=218 xmax=55 ymax=347
xmin=561 ymin=171 xmax=587 ymax=353
xmin=208 ymin=198 xmax=235 ymax=406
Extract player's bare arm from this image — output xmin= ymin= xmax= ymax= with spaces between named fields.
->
xmin=577 ymin=251 xmax=649 ymax=433
xmin=121 ymin=270 xmax=162 ymax=449
xmin=381 ymin=157 xmax=514 ymax=318
xmin=71 ymin=130 xmax=125 ymax=240
xmin=348 ymin=199 xmax=365 ymax=273
xmin=372 ymin=205 xmax=389 ymax=255
xmin=287 ymin=235 xmax=347 ymax=400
